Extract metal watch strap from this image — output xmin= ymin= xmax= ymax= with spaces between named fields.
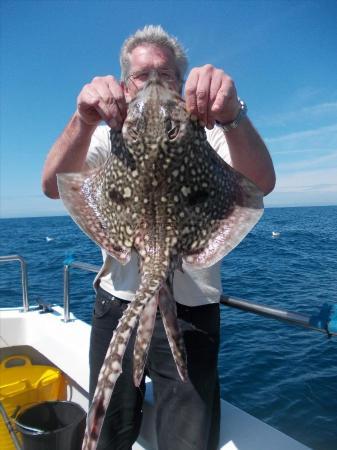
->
xmin=216 ymin=99 xmax=247 ymax=132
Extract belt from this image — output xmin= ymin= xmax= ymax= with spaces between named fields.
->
xmin=97 ymin=286 xmax=130 ymax=305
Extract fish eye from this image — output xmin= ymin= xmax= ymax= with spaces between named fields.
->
xmin=166 ymin=120 xmax=180 ymax=140
xmin=128 ymin=127 xmax=139 ymax=140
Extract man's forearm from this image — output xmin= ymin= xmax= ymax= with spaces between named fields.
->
xmin=42 ymin=113 xmax=96 ymax=199
xmin=225 ymin=118 xmax=276 ymax=195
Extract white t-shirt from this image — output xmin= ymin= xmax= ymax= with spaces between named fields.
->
xmin=86 ymin=125 xmax=231 ymax=306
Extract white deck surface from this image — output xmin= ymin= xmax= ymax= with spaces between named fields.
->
xmin=0 ymin=306 xmax=311 ymax=450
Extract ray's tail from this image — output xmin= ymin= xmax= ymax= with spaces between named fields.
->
xmin=157 ymin=284 xmax=188 ymax=381
xmin=133 ymin=292 xmax=158 ymax=386
xmin=81 ymin=263 xmax=169 ymax=450
xmin=132 ymin=283 xmax=188 ymax=386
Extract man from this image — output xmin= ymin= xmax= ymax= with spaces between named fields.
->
xmin=42 ymin=25 xmax=275 ymax=450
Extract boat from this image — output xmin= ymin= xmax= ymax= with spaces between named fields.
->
xmin=0 ymin=255 xmax=313 ymax=449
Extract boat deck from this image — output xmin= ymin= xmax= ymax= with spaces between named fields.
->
xmin=0 ymin=305 xmax=310 ymax=449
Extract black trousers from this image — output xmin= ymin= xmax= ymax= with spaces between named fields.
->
xmin=89 ymin=287 xmax=220 ymax=450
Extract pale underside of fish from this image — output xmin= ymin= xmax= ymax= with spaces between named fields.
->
xmin=57 ymin=76 xmax=264 ymax=450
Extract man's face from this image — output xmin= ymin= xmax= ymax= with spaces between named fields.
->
xmin=123 ymin=44 xmax=181 ymax=102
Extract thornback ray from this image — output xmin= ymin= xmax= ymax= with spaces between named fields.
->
xmin=57 ymin=73 xmax=264 ymax=450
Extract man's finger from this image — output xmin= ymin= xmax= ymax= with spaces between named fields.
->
xmin=106 ymin=78 xmax=128 ymax=121
xmin=90 ymin=76 xmax=126 ymax=128
xmin=211 ymin=83 xmax=227 ymax=117
xmin=95 ymin=100 xmax=122 ymax=128
xmin=195 ymin=68 xmax=213 ymax=126
xmin=207 ymin=70 xmax=223 ymax=128
xmin=92 ymin=77 xmax=115 ymax=104
xmin=211 ymin=77 xmax=239 ymax=124
xmin=84 ymin=86 xmax=122 ymax=128
xmin=185 ymin=69 xmax=199 ymax=115
xmin=77 ymin=86 xmax=104 ymax=125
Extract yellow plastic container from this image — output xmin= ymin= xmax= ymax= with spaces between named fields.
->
xmin=0 ymin=355 xmax=66 ymax=450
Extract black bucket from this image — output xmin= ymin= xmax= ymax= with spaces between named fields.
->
xmin=15 ymin=401 xmax=86 ymax=450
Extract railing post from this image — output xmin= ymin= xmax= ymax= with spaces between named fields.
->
xmin=63 ymin=264 xmax=70 ymax=322
xmin=62 ymin=261 xmax=100 ymax=322
xmin=20 ymin=257 xmax=29 ymax=312
xmin=0 ymin=255 xmax=29 ymax=311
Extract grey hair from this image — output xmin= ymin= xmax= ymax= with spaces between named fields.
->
xmin=120 ymin=25 xmax=188 ymax=84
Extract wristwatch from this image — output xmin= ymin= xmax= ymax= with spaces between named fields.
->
xmin=216 ymin=99 xmax=247 ymax=132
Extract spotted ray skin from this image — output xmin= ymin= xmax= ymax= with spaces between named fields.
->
xmin=157 ymin=284 xmax=187 ymax=380
xmin=57 ymin=75 xmax=264 ymax=450
xmin=133 ymin=291 xmax=158 ymax=386
xmin=133 ymin=284 xmax=187 ymax=386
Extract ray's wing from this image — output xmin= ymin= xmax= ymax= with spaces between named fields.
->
xmin=172 ymin=138 xmax=264 ymax=268
xmin=185 ymin=168 xmax=263 ymax=267
xmin=57 ymin=131 xmax=139 ymax=264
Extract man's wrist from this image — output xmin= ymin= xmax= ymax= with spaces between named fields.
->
xmin=72 ymin=112 xmax=98 ymax=135
xmin=62 ymin=113 xmax=97 ymax=147
xmin=216 ymin=99 xmax=248 ymax=133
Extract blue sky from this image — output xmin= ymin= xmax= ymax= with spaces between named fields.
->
xmin=1 ymin=0 xmax=337 ymax=218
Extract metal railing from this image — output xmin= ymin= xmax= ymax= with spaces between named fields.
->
xmin=0 ymin=255 xmax=29 ymax=312
xmin=63 ymin=261 xmax=100 ymax=322
xmin=219 ymin=295 xmax=337 ymax=337
xmin=61 ymin=259 xmax=337 ymax=337
xmin=1 ymin=254 xmax=336 ymax=337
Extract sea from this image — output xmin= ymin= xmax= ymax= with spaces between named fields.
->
xmin=1 ymin=205 xmax=337 ymax=450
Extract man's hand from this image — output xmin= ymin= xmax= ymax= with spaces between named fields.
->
xmin=185 ymin=65 xmax=240 ymax=129
xmin=76 ymin=75 xmax=127 ymax=130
